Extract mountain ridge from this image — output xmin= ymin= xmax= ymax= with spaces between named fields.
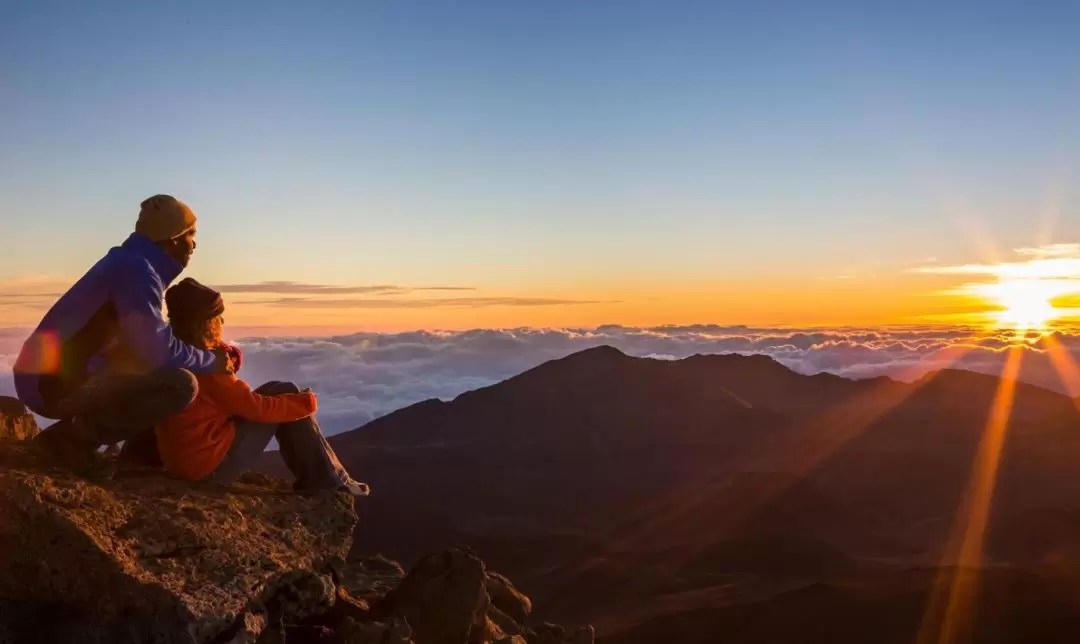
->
xmin=264 ymin=346 xmax=1080 ymax=642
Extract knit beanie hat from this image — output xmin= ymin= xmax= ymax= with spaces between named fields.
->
xmin=166 ymin=278 xmax=225 ymax=323
xmin=136 ymin=195 xmax=197 ymax=242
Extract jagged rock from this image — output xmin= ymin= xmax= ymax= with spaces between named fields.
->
xmin=224 ymin=610 xmax=270 ymax=644
xmin=0 ymin=439 xmax=357 ymax=643
xmin=337 ymin=617 xmax=415 ymax=644
xmin=485 ymin=572 xmax=531 ymax=626
xmin=468 ymin=616 xmax=503 ymax=644
xmin=342 ymin=554 xmax=407 ymax=600
xmin=262 ymin=570 xmax=337 ymax=623
xmin=487 ymin=606 xmax=523 ymax=637
xmin=380 ymin=548 xmax=490 ymax=644
xmin=526 ymin=623 xmax=596 ymax=644
xmin=270 ymin=624 xmax=334 ymax=643
xmin=0 ymin=396 xmax=39 ymax=440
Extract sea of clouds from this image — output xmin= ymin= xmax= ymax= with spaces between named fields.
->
xmin=6 ymin=325 xmax=1079 ymax=435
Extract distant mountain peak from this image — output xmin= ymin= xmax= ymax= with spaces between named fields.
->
xmin=567 ymin=344 xmax=628 ymax=360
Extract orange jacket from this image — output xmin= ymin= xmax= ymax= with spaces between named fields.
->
xmin=155 ymin=373 xmax=317 ymax=481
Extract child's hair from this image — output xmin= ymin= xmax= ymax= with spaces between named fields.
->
xmin=171 ymin=315 xmax=224 ymax=350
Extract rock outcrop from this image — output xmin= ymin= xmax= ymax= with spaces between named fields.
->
xmin=333 ymin=548 xmax=593 ymax=644
xmin=0 ymin=438 xmax=356 ymax=643
xmin=0 ymin=439 xmax=592 ymax=644
xmin=0 ymin=396 xmax=39 ymax=440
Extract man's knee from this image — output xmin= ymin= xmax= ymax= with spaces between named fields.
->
xmin=256 ymin=381 xmax=300 ymax=395
xmin=156 ymin=368 xmax=198 ymax=414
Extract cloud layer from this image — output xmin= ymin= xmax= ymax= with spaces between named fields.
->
xmin=4 ymin=324 xmax=1080 ymax=435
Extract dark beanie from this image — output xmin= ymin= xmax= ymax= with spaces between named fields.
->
xmin=166 ymin=278 xmax=225 ymax=323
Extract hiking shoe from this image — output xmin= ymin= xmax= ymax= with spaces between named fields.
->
xmin=341 ymin=477 xmax=371 ymax=497
xmin=34 ymin=419 xmax=115 ymax=480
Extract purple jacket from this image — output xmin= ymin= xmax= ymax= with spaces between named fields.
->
xmin=14 ymin=233 xmax=217 ymax=416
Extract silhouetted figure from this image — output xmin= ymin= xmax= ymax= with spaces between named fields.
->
xmin=13 ymin=195 xmax=232 ymax=477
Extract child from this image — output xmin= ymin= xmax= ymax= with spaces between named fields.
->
xmin=155 ymin=277 xmax=370 ymax=496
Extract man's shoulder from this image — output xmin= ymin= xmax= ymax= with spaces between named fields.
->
xmin=104 ymin=243 xmax=151 ymax=268
xmin=101 ymin=245 xmax=162 ymax=283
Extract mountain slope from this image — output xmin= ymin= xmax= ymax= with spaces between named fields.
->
xmin=262 ymin=346 xmax=1080 ymax=642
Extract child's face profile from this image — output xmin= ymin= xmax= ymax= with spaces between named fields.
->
xmin=207 ymin=315 xmax=225 ymax=346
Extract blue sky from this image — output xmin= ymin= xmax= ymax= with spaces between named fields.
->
xmin=3 ymin=1 xmax=1080 ymax=329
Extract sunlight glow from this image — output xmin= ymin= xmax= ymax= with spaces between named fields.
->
xmin=917 ymin=346 xmax=1024 ymax=644
xmin=919 ymin=245 xmax=1080 ymax=330
xmin=1042 ymin=333 xmax=1080 ymax=401
xmin=980 ymin=278 xmax=1070 ymax=329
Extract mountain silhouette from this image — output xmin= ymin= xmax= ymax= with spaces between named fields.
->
xmin=263 ymin=346 xmax=1080 ymax=642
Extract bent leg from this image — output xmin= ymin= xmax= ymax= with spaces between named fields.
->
xmin=276 ymin=415 xmax=350 ymax=492
xmin=254 ymin=380 xmax=351 ymax=492
xmin=34 ymin=368 xmax=196 ymax=477
xmin=205 ymin=419 xmax=278 ymax=485
xmin=53 ymin=368 xmax=198 ymax=445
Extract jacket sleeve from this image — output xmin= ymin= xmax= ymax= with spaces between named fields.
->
xmin=201 ymin=375 xmax=318 ymax=423
xmin=111 ymin=260 xmax=219 ymax=373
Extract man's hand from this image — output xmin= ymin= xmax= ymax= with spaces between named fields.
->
xmin=212 ymin=347 xmax=235 ymax=374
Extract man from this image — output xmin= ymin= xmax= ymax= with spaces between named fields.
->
xmin=14 ymin=195 xmax=232 ymax=476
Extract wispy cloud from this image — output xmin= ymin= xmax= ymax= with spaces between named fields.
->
xmin=0 ymin=277 xmax=69 ymax=315
xmin=242 ymin=296 xmax=616 ymax=309
xmin=0 ymin=293 xmax=62 ymax=299
xmin=1016 ymin=244 xmax=1080 ymax=258
xmin=913 ymin=243 xmax=1080 ymax=279
xmin=215 ymin=281 xmax=475 ymax=295
xmin=0 ymin=276 xmax=74 ymax=297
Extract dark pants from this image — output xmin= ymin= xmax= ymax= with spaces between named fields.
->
xmin=38 ymin=368 xmax=197 ymax=459
xmin=206 ymin=381 xmax=351 ymax=491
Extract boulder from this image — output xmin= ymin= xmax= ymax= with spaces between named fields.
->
xmin=0 ymin=439 xmax=357 ymax=643
xmin=485 ymin=572 xmax=532 ymax=626
xmin=341 ymin=553 xmax=407 ymax=600
xmin=525 ymin=623 xmax=596 ymax=644
xmin=0 ymin=396 xmax=39 ymax=440
xmin=381 ymin=548 xmax=490 ymax=644
xmin=336 ymin=617 xmax=415 ymax=644
xmin=488 ymin=606 xmax=523 ymax=637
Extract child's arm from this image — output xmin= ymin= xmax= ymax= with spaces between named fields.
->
xmin=200 ymin=374 xmax=317 ymax=424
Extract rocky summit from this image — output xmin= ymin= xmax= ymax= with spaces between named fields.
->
xmin=0 ymin=438 xmax=591 ymax=644
xmin=0 ymin=396 xmax=39 ymax=441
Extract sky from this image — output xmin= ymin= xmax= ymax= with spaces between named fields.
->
xmin=4 ymin=1 xmax=1080 ymax=332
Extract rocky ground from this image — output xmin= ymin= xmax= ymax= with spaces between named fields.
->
xmin=0 ymin=400 xmax=593 ymax=644
xmin=0 ymin=397 xmax=39 ymax=441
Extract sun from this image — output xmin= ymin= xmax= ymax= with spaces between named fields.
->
xmin=978 ymin=278 xmax=1070 ymax=330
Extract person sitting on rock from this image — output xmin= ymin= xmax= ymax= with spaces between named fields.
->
xmin=156 ymin=277 xmax=370 ymax=496
xmin=13 ymin=195 xmax=233 ymax=477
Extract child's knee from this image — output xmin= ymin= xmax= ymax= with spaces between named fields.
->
xmin=259 ymin=381 xmax=300 ymax=394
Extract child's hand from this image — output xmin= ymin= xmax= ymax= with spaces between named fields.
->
xmin=224 ymin=344 xmax=244 ymax=372
xmin=212 ymin=347 xmax=235 ymax=374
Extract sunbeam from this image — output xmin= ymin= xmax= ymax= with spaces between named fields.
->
xmin=623 ymin=345 xmax=978 ymax=554
xmin=1041 ymin=333 xmax=1080 ymax=400
xmin=916 ymin=346 xmax=1024 ymax=644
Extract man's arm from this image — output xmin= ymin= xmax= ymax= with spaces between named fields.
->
xmin=112 ymin=261 xmax=220 ymax=373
